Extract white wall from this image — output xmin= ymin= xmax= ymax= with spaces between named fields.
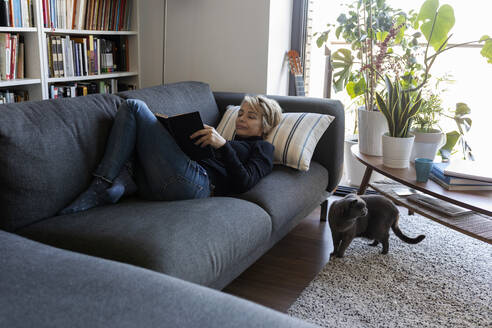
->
xmin=163 ymin=0 xmax=293 ymax=95
xmin=267 ymin=0 xmax=293 ymax=95
xmin=164 ymin=0 xmax=270 ymax=94
xmin=138 ymin=0 xmax=165 ymax=88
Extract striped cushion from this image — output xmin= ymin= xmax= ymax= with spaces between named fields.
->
xmin=216 ymin=106 xmax=334 ymax=171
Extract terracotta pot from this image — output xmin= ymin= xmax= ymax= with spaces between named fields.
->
xmin=382 ymin=133 xmax=415 ymax=168
xmin=358 ymin=107 xmax=388 ymax=156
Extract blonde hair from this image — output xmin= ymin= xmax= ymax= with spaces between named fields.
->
xmin=241 ymin=95 xmax=283 ymax=136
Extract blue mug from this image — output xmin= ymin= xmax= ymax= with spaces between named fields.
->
xmin=415 ymin=158 xmax=433 ymax=183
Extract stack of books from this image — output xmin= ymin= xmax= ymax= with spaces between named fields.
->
xmin=0 ymin=89 xmax=28 ymax=103
xmin=46 ymin=35 xmax=128 ymax=78
xmin=429 ymin=161 xmax=492 ymax=191
xmin=49 ymin=79 xmax=117 ymax=98
xmin=0 ymin=33 xmax=25 ymax=80
xmin=42 ymin=0 xmax=132 ymax=31
xmin=0 ymin=0 xmax=35 ymax=27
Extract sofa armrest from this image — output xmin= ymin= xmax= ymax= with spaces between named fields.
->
xmin=213 ymin=92 xmax=344 ymax=192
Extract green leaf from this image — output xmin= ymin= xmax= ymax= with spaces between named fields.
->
xmin=316 ymin=31 xmax=329 ymax=48
xmin=418 ymin=1 xmax=455 ymax=51
xmin=350 ymin=78 xmax=366 ymax=97
xmin=332 ymin=49 xmax=354 ymax=92
xmin=417 ymin=0 xmax=439 ymax=22
xmin=337 ymin=14 xmax=347 ymax=24
xmin=480 ymin=36 xmax=492 ymax=64
xmin=455 ymin=102 xmax=470 ymax=116
xmin=336 ymin=26 xmax=343 ymax=39
xmin=346 ymin=82 xmax=357 ymax=99
xmin=439 ymin=131 xmax=460 ymax=160
xmin=345 ymin=78 xmax=366 ymax=99
xmin=395 ymin=15 xmax=406 ymax=44
xmin=480 ymin=35 xmax=490 ymax=42
xmin=376 ymin=31 xmax=389 ymax=42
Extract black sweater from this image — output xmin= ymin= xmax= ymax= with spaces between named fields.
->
xmin=199 ymin=136 xmax=274 ymax=195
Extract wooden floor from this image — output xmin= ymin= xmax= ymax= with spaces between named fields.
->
xmin=223 ymin=200 xmax=336 ymax=313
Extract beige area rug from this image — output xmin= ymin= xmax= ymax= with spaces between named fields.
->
xmin=287 ymin=209 xmax=492 ymax=328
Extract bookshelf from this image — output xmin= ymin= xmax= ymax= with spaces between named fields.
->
xmin=0 ymin=0 xmax=140 ymax=102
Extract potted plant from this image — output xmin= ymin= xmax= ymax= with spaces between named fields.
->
xmin=316 ymin=0 xmax=440 ymax=157
xmin=376 ymin=76 xmax=423 ymax=168
xmin=375 ymin=0 xmax=492 ymax=167
xmin=410 ymin=91 xmax=446 ymax=162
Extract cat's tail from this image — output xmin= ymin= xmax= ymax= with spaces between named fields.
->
xmin=391 ymin=214 xmax=425 ymax=244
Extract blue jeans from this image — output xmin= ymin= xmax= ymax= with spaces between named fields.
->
xmin=94 ymin=99 xmax=210 ymax=201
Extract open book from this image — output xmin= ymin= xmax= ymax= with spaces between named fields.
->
xmin=155 ymin=111 xmax=214 ymax=161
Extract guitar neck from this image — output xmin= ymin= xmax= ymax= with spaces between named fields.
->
xmin=294 ymin=74 xmax=305 ymax=96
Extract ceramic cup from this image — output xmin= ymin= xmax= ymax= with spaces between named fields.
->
xmin=415 ymin=158 xmax=434 ymax=183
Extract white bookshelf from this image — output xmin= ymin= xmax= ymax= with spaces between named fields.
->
xmin=48 ymin=72 xmax=138 ymax=83
xmin=0 ymin=78 xmax=41 ymax=87
xmin=0 ymin=27 xmax=37 ymax=33
xmin=44 ymin=28 xmax=138 ymax=36
xmin=0 ymin=0 xmax=140 ymax=102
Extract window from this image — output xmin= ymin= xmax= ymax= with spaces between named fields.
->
xmin=306 ymin=0 xmax=492 ymax=162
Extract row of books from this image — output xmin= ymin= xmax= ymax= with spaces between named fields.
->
xmin=49 ymin=79 xmax=134 ymax=98
xmin=0 ymin=89 xmax=28 ymax=103
xmin=429 ymin=161 xmax=492 ymax=191
xmin=46 ymin=35 xmax=128 ymax=78
xmin=42 ymin=0 xmax=132 ymax=31
xmin=0 ymin=33 xmax=24 ymax=80
xmin=0 ymin=0 xmax=35 ymax=27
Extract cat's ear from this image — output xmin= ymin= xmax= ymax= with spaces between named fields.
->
xmin=350 ymin=199 xmax=358 ymax=207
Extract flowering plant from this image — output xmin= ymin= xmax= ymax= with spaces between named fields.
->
xmin=316 ymin=0 xmax=423 ymax=115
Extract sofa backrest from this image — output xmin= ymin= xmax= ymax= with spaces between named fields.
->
xmin=0 ymin=94 xmax=122 ymax=231
xmin=117 ymin=81 xmax=220 ymax=126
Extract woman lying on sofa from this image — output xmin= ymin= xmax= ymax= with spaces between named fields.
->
xmin=59 ymin=95 xmax=282 ymax=215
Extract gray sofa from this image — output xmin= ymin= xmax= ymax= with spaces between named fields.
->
xmin=0 ymin=81 xmax=344 ymax=327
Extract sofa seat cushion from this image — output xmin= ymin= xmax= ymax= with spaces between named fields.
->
xmin=235 ymin=161 xmax=328 ymax=233
xmin=0 ymin=230 xmax=318 ymax=328
xmin=17 ymin=197 xmax=272 ymax=287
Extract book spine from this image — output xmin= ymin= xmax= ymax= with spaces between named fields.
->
xmin=0 ymin=0 xmax=8 ymax=27
xmin=5 ymin=33 xmax=11 ymax=79
xmin=61 ymin=36 xmax=66 ymax=77
xmin=125 ymin=0 xmax=131 ymax=30
xmin=87 ymin=34 xmax=93 ymax=74
xmin=0 ymin=33 xmax=7 ymax=80
xmin=20 ymin=0 xmax=28 ymax=27
xmin=11 ymin=33 xmax=17 ymax=79
xmin=8 ymin=0 xmax=13 ymax=27
xmin=95 ymin=37 xmax=99 ymax=74
xmin=430 ymin=167 xmax=450 ymax=184
xmin=16 ymin=35 xmax=23 ymax=78
xmin=82 ymin=37 xmax=87 ymax=75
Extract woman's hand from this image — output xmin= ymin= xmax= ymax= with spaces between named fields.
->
xmin=190 ymin=124 xmax=226 ymax=149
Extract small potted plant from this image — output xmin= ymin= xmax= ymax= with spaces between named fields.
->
xmin=410 ymin=92 xmax=446 ymax=162
xmin=376 ymin=76 xmax=423 ymax=168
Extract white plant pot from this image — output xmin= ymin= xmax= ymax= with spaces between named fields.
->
xmin=410 ymin=129 xmax=446 ymax=162
xmin=358 ymin=107 xmax=389 ymax=156
xmin=382 ymin=133 xmax=415 ymax=168
xmin=344 ymin=137 xmax=387 ymax=187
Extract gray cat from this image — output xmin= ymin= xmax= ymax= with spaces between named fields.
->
xmin=328 ymin=194 xmax=425 ymax=257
